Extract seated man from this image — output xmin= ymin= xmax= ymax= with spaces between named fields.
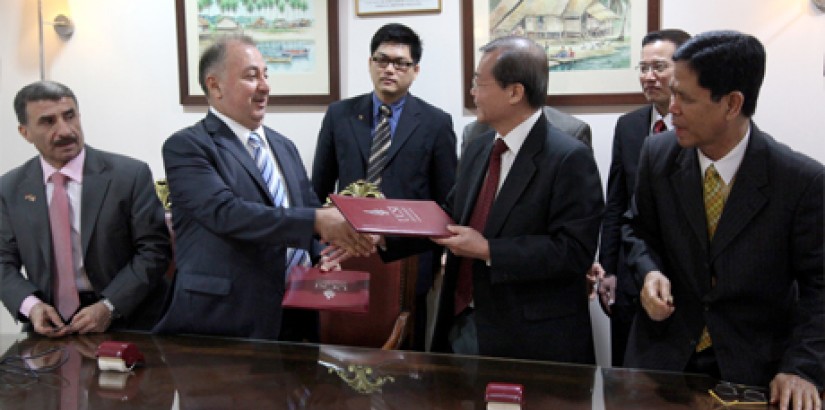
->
xmin=0 ymin=81 xmax=171 ymax=337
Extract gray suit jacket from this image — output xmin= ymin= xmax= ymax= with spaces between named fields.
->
xmin=154 ymin=112 xmax=321 ymax=340
xmin=461 ymin=106 xmax=592 ymax=154
xmin=623 ymin=124 xmax=824 ymax=388
xmin=0 ymin=146 xmax=171 ymax=330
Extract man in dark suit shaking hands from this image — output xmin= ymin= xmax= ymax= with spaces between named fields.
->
xmin=431 ymin=36 xmax=603 ymax=363
xmin=154 ymin=35 xmax=374 ymax=341
xmin=623 ymin=31 xmax=823 ymax=410
xmin=0 ymin=81 xmax=171 ymax=337
xmin=311 ymin=23 xmax=457 ymax=350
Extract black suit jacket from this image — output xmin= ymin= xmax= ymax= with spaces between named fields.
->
xmin=431 ymin=113 xmax=604 ymax=363
xmin=311 ymin=92 xmax=457 ymax=204
xmin=599 ymin=105 xmax=653 ymax=304
xmin=154 ymin=112 xmax=321 ymax=340
xmin=0 ymin=146 xmax=171 ymax=330
xmin=622 ymin=124 xmax=824 ymax=388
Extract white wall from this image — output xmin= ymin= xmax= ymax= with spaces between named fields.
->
xmin=1 ymin=1 xmax=823 ymax=365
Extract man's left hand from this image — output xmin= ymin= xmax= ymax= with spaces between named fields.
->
xmin=68 ymin=302 xmax=112 ymax=334
xmin=770 ymin=373 xmax=822 ymax=410
xmin=431 ymin=225 xmax=489 ymax=261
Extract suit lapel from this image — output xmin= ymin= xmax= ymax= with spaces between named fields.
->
xmin=384 ymin=95 xmax=420 ymax=164
xmin=17 ymin=160 xmax=52 ymax=280
xmin=80 ymin=147 xmax=112 ymax=259
xmin=669 ymin=146 xmax=709 ymax=295
xmin=459 ymin=139 xmax=494 ymax=225
xmin=484 ymin=117 xmax=544 ymax=237
xmin=709 ymin=127 xmax=769 ymax=260
xmin=205 ymin=113 xmax=273 ymax=205
xmin=349 ymin=95 xmax=374 ymax=164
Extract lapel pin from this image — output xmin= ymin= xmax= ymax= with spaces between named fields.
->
xmin=357 ymin=114 xmax=365 ymax=121
xmin=24 ymin=194 xmax=36 ymax=202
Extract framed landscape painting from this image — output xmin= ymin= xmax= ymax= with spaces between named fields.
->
xmin=462 ymin=0 xmax=661 ymax=107
xmin=176 ymin=0 xmax=340 ymax=105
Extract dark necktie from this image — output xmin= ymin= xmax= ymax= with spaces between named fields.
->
xmin=454 ymin=138 xmax=508 ymax=315
xmin=49 ymin=172 xmax=79 ymax=320
xmin=653 ymin=119 xmax=667 ymax=133
xmin=247 ymin=133 xmax=309 ymax=274
xmin=366 ymin=104 xmax=392 ymax=185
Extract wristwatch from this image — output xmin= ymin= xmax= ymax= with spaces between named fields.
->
xmin=101 ymin=298 xmax=121 ymax=319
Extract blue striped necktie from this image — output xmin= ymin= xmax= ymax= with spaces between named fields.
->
xmin=247 ymin=132 xmax=310 ymax=274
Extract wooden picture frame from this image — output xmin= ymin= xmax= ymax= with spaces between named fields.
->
xmin=462 ymin=0 xmax=661 ymax=107
xmin=355 ymin=0 xmax=442 ymax=16
xmin=175 ymin=0 xmax=340 ymax=106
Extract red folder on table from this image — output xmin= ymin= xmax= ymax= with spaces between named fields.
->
xmin=282 ymin=266 xmax=369 ymax=313
xmin=329 ymin=194 xmax=454 ymax=238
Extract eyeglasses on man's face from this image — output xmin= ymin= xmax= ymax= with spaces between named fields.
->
xmin=708 ymin=382 xmax=768 ymax=407
xmin=371 ymin=55 xmax=416 ymax=71
xmin=636 ymin=61 xmax=671 ymax=75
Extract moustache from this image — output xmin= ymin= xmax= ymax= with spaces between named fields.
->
xmin=53 ymin=136 xmax=78 ymax=147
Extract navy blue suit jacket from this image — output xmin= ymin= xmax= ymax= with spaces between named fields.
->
xmin=311 ymin=93 xmax=457 ymax=205
xmin=623 ymin=124 xmax=824 ymax=388
xmin=154 ymin=112 xmax=320 ymax=340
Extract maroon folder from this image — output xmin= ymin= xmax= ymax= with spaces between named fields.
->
xmin=282 ymin=266 xmax=369 ymax=313
xmin=329 ymin=194 xmax=454 ymax=238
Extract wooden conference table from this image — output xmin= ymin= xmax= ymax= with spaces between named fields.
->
xmin=0 ymin=331 xmax=732 ymax=409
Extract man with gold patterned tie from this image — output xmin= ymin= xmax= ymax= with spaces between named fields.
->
xmin=622 ymin=31 xmax=823 ymax=410
xmin=0 ymin=81 xmax=171 ymax=337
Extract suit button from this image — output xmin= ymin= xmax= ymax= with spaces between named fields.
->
xmin=704 ymin=305 xmax=710 ymax=312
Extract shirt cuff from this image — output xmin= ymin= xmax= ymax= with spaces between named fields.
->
xmin=20 ymin=295 xmax=43 ymax=318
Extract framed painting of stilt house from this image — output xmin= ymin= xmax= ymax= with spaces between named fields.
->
xmin=175 ymin=0 xmax=340 ymax=105
xmin=462 ymin=0 xmax=661 ymax=107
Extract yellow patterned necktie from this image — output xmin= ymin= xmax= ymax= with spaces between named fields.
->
xmin=703 ymin=164 xmax=725 ymax=239
xmin=696 ymin=164 xmax=728 ymax=352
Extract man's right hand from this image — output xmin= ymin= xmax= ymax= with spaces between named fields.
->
xmin=314 ymin=207 xmax=375 ymax=258
xmin=29 ymin=302 xmax=71 ymax=338
xmin=598 ymin=273 xmax=617 ymax=316
xmin=640 ymin=271 xmax=675 ymax=321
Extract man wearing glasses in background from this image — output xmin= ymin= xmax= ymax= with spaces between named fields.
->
xmin=594 ymin=29 xmax=690 ymax=367
xmin=311 ymin=23 xmax=457 ymax=350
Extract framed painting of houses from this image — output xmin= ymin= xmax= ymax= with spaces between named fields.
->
xmin=355 ymin=0 xmax=442 ymax=16
xmin=461 ymin=0 xmax=660 ymax=107
xmin=175 ymin=0 xmax=340 ymax=105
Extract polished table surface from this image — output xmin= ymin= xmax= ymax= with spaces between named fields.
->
xmin=0 ymin=331 xmax=736 ymax=409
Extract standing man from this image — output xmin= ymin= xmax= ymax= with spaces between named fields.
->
xmin=596 ymin=29 xmax=690 ymax=367
xmin=623 ymin=31 xmax=823 ymax=410
xmin=311 ymin=23 xmax=457 ymax=350
xmin=431 ymin=36 xmax=603 ymax=363
xmin=154 ymin=35 xmax=374 ymax=340
xmin=0 ymin=81 xmax=171 ymax=337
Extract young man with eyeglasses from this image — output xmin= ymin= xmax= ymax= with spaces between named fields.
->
xmin=594 ymin=29 xmax=691 ymax=367
xmin=311 ymin=23 xmax=457 ymax=350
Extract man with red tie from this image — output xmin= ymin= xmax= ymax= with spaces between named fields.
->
xmin=0 ymin=81 xmax=171 ymax=337
xmin=430 ymin=36 xmax=603 ymax=363
xmin=594 ymin=29 xmax=691 ymax=367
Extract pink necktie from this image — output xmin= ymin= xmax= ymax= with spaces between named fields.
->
xmin=49 ymin=172 xmax=79 ymax=320
xmin=454 ymin=139 xmax=508 ymax=315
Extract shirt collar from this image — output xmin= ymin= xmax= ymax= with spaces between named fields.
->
xmin=649 ymin=106 xmax=674 ymax=132
xmin=210 ymin=107 xmax=266 ymax=149
xmin=496 ymin=109 xmax=542 ymax=155
xmin=41 ymin=148 xmax=85 ymax=184
xmin=697 ymin=125 xmax=751 ymax=184
xmin=371 ymin=93 xmax=406 ymax=121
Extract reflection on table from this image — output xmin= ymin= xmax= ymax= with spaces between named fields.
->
xmin=0 ymin=332 xmax=722 ymax=409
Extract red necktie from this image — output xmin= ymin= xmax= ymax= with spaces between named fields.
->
xmin=454 ymin=139 xmax=508 ymax=315
xmin=49 ymin=172 xmax=79 ymax=320
xmin=653 ymin=119 xmax=667 ymax=133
